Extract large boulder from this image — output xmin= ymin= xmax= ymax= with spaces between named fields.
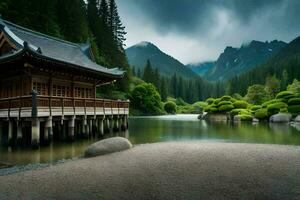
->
xmin=269 ymin=113 xmax=291 ymax=123
xmin=84 ymin=137 xmax=132 ymax=158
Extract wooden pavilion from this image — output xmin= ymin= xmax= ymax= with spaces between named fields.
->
xmin=0 ymin=18 xmax=129 ymax=148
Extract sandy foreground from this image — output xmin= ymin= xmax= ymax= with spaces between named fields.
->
xmin=0 ymin=142 xmax=300 ymax=200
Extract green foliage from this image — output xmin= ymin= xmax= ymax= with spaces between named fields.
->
xmin=164 ymin=101 xmax=177 ymax=114
xmin=245 ymin=84 xmax=270 ymax=105
xmin=265 ymin=75 xmax=281 ymax=98
xmin=239 ymin=114 xmax=254 ymax=121
xmin=205 ymin=98 xmax=215 ymax=105
xmin=267 ymin=102 xmax=288 ymax=115
xmin=250 ymin=105 xmax=262 ymax=111
xmin=192 ymin=101 xmax=207 ymax=113
xmin=217 ymin=101 xmax=232 ymax=106
xmin=262 ymin=99 xmax=282 ymax=108
xmin=254 ymin=108 xmax=268 ymax=119
xmin=230 ymin=109 xmax=251 ymax=118
xmin=288 ymin=105 xmax=300 ymax=114
xmin=214 ymin=98 xmax=221 ymax=105
xmin=175 ymin=98 xmax=189 ymax=106
xmin=287 ymin=79 xmax=300 ymax=95
xmin=130 ymin=83 xmax=163 ymax=115
xmin=288 ymin=98 xmax=300 ymax=105
xmin=220 ymin=95 xmax=232 ymax=101
xmin=275 ymin=91 xmax=295 ymax=99
xmin=232 ymin=93 xmax=243 ymax=100
xmin=218 ymin=104 xmax=234 ymax=112
xmin=233 ymin=100 xmax=248 ymax=109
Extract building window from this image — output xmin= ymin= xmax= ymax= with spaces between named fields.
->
xmin=33 ymin=81 xmax=48 ymax=95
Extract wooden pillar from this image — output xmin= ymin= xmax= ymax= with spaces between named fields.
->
xmin=8 ymin=120 xmax=13 ymax=146
xmin=113 ymin=116 xmax=119 ymax=132
xmin=98 ymin=118 xmax=104 ymax=136
xmin=109 ymin=116 xmax=113 ymax=133
xmin=104 ymin=117 xmax=110 ymax=134
xmin=82 ymin=117 xmax=87 ymax=138
xmin=17 ymin=120 xmax=23 ymax=145
xmin=0 ymin=121 xmax=3 ymax=145
xmin=68 ymin=116 xmax=75 ymax=142
xmin=89 ymin=119 xmax=93 ymax=136
xmin=121 ymin=116 xmax=126 ymax=131
xmin=44 ymin=117 xmax=52 ymax=144
xmin=31 ymin=118 xmax=40 ymax=149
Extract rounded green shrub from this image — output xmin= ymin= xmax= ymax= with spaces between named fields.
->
xmin=230 ymin=109 xmax=243 ymax=117
xmin=214 ymin=98 xmax=221 ymax=105
xmin=205 ymin=98 xmax=215 ymax=105
xmin=233 ymin=100 xmax=248 ymax=109
xmin=280 ymin=107 xmax=288 ymax=113
xmin=262 ymin=99 xmax=281 ymax=108
xmin=276 ymin=91 xmax=294 ymax=99
xmin=267 ymin=102 xmax=288 ymax=115
xmin=218 ymin=104 xmax=234 ymax=112
xmin=254 ymin=108 xmax=268 ymax=119
xmin=164 ymin=101 xmax=177 ymax=114
xmin=236 ymin=114 xmax=253 ymax=121
xmin=288 ymin=98 xmax=300 ymax=105
xmin=210 ymin=107 xmax=218 ymax=112
xmin=217 ymin=101 xmax=232 ymax=106
xmin=250 ymin=105 xmax=262 ymax=111
xmin=230 ymin=109 xmax=251 ymax=117
xmin=221 ymin=95 xmax=232 ymax=101
xmin=288 ymin=105 xmax=300 ymax=113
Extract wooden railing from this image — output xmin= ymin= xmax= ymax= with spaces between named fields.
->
xmin=0 ymin=95 xmax=129 ymax=117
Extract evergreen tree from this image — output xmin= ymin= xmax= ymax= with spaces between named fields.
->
xmin=108 ymin=0 xmax=126 ymax=49
xmin=160 ymin=77 xmax=168 ymax=102
xmin=137 ymin=68 xmax=142 ymax=78
xmin=171 ymin=73 xmax=178 ymax=98
xmin=153 ymin=68 xmax=160 ymax=91
xmin=143 ymin=60 xmax=154 ymax=83
xmin=56 ymin=0 xmax=89 ymax=43
xmin=265 ymin=75 xmax=281 ymax=98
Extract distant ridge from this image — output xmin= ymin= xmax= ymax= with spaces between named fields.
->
xmin=204 ymin=40 xmax=287 ymax=81
xmin=125 ymin=41 xmax=199 ymax=78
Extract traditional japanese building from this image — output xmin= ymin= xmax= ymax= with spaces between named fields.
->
xmin=0 ymin=18 xmax=129 ymax=148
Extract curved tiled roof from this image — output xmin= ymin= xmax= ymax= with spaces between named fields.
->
xmin=0 ymin=19 xmax=125 ymax=78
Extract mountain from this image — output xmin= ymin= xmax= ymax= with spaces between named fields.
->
xmin=204 ymin=40 xmax=287 ymax=81
xmin=187 ymin=61 xmax=215 ymax=76
xmin=228 ymin=36 xmax=300 ymax=95
xmin=126 ymin=41 xmax=199 ymax=78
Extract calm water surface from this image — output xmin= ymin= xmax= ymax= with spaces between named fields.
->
xmin=1 ymin=114 xmax=300 ymax=166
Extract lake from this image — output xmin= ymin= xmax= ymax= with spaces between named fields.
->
xmin=1 ymin=114 xmax=300 ymax=166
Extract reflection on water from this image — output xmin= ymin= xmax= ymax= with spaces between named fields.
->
xmin=1 ymin=114 xmax=300 ymax=166
xmin=128 ymin=114 xmax=300 ymax=145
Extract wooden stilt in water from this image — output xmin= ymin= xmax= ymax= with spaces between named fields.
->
xmin=113 ymin=116 xmax=119 ymax=132
xmin=31 ymin=118 xmax=40 ymax=149
xmin=0 ymin=121 xmax=2 ymax=145
xmin=8 ymin=120 xmax=13 ymax=146
xmin=17 ymin=120 xmax=22 ymax=146
xmin=68 ymin=116 xmax=75 ymax=142
xmin=44 ymin=117 xmax=52 ymax=145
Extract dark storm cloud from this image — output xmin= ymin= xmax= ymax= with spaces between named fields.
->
xmin=128 ymin=0 xmax=291 ymax=34
xmin=117 ymin=0 xmax=300 ymax=63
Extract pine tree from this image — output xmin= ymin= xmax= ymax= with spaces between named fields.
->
xmin=143 ymin=60 xmax=154 ymax=83
xmin=108 ymin=0 xmax=126 ymax=49
xmin=160 ymin=77 xmax=168 ymax=102
xmin=57 ymin=0 xmax=89 ymax=43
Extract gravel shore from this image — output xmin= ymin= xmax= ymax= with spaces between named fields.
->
xmin=0 ymin=141 xmax=300 ymax=200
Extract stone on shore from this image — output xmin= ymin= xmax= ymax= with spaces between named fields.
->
xmin=294 ymin=115 xmax=300 ymax=122
xmin=84 ymin=137 xmax=132 ymax=157
xmin=269 ymin=113 xmax=291 ymax=123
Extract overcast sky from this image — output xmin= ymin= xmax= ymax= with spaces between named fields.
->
xmin=116 ymin=0 xmax=300 ymax=64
